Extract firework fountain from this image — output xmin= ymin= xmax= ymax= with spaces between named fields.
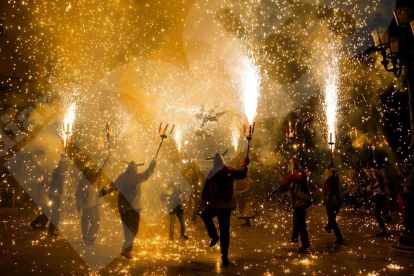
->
xmin=240 ymin=53 xmax=261 ymax=126
xmin=231 ymin=123 xmax=240 ymax=152
xmin=317 ymin=36 xmax=342 ymax=161
xmin=238 ymin=49 xmax=261 ymax=157
xmin=323 ymin=53 xmax=340 ymax=151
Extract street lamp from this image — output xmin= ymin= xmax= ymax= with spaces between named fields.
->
xmin=371 ymin=27 xmax=389 ymax=49
xmin=371 ymin=1 xmax=414 ymax=255
xmin=371 ymin=23 xmax=402 ymax=77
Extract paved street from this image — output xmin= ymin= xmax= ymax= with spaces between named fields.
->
xmin=0 ymin=203 xmax=412 ymax=275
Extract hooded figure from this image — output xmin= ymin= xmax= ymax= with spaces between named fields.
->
xmin=272 ymin=157 xmax=311 ymax=253
xmin=323 ymin=163 xmax=344 ymax=243
xmin=201 ymin=152 xmax=249 ymax=266
xmin=99 ymin=158 xmax=156 ymax=259
xmin=48 ymin=154 xmax=68 ymax=237
xmin=75 ymin=156 xmax=111 ymax=245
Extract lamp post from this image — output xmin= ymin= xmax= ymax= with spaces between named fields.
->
xmin=372 ymin=0 xmax=414 ymax=254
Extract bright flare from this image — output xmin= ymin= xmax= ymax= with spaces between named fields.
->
xmin=61 ymin=102 xmax=77 ymax=148
xmin=239 ymin=53 xmax=261 ymax=125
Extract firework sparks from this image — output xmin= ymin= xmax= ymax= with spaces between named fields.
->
xmin=231 ymin=124 xmax=240 ymax=152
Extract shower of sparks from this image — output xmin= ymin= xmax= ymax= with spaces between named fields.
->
xmin=2 ymin=0 xmax=412 ymax=275
xmin=323 ymin=52 xmax=340 ymax=148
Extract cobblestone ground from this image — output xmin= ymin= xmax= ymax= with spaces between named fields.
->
xmin=0 ymin=203 xmax=412 ymax=275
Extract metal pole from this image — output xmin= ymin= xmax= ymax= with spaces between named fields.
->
xmin=107 ymin=133 xmax=111 ymax=156
xmin=155 ymin=138 xmax=164 ymax=158
xmin=246 ymin=138 xmax=251 ymax=157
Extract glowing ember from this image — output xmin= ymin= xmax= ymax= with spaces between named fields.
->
xmin=387 ymin=264 xmax=403 ymax=270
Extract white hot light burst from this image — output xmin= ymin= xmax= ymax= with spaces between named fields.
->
xmin=231 ymin=124 xmax=240 ymax=152
xmin=61 ymin=102 xmax=77 ymax=148
xmin=322 ymin=54 xmax=340 ymax=148
xmin=239 ymin=53 xmax=261 ymax=125
xmin=173 ymin=126 xmax=183 ymax=153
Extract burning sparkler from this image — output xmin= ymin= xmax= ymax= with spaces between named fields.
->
xmin=155 ymin=122 xmax=175 ymax=158
xmin=231 ymin=124 xmax=240 ymax=152
xmin=61 ymin=102 xmax=77 ymax=152
xmin=173 ymin=126 xmax=183 ymax=153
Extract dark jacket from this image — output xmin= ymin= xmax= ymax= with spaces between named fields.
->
xmin=323 ymin=169 xmax=341 ymax=207
xmin=202 ymin=153 xmax=248 ymax=209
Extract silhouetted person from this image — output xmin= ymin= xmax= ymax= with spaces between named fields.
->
xmin=48 ymin=154 xmax=68 ymax=237
xmin=202 ymin=152 xmax=249 ymax=266
xmin=99 ymin=159 xmax=156 ymax=259
xmin=323 ymin=163 xmax=344 ymax=243
xmin=272 ymin=157 xmax=311 ymax=253
xmin=30 ymin=169 xmax=50 ymax=230
xmin=75 ymin=156 xmax=110 ymax=245
xmin=165 ymin=181 xmax=189 ymax=241
xmin=364 ymin=167 xmax=388 ymax=236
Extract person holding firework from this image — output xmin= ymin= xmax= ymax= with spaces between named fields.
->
xmin=272 ymin=157 xmax=311 ymax=253
xmin=202 ymin=150 xmax=249 ymax=266
xmin=99 ymin=159 xmax=157 ymax=259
